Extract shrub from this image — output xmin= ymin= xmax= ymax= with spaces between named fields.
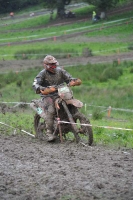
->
xmin=130 ymin=67 xmax=133 ymax=73
xmin=92 ymin=108 xmax=103 ymax=120
xmin=14 ymin=48 xmax=79 ymax=60
xmin=128 ymin=44 xmax=133 ymax=50
xmin=99 ymin=67 xmax=123 ymax=82
xmin=82 ymin=48 xmax=93 ymax=57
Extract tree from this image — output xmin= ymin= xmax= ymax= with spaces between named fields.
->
xmin=83 ymin=0 xmax=119 ymax=11
xmin=41 ymin=0 xmax=72 ymax=19
xmin=0 ymin=0 xmax=39 ymax=14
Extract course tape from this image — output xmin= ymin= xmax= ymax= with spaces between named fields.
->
xmin=59 ymin=120 xmax=133 ymax=131
xmin=1 ymin=101 xmax=133 ymax=113
xmin=0 ymin=118 xmax=132 ymax=135
xmin=0 ymin=102 xmax=30 ymax=107
xmin=0 ymin=121 xmax=35 ymax=137
xmin=85 ymin=104 xmax=133 ymax=113
xmin=1 ymin=102 xmax=133 ymax=131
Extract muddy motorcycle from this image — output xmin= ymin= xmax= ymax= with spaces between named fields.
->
xmin=33 ymin=84 xmax=93 ymax=145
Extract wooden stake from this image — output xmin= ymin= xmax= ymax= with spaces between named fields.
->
xmin=108 ymin=106 xmax=111 ymax=118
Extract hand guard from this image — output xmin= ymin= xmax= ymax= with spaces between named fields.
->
xmin=39 ymin=86 xmax=46 ymax=91
xmin=69 ymin=79 xmax=82 ymax=87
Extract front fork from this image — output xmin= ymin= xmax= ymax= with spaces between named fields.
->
xmin=62 ymin=101 xmax=80 ymax=143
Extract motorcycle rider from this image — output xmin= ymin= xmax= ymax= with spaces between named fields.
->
xmin=31 ymin=55 xmax=81 ymax=142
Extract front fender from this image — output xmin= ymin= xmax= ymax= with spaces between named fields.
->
xmin=55 ymin=98 xmax=61 ymax=110
xmin=66 ymin=99 xmax=83 ymax=108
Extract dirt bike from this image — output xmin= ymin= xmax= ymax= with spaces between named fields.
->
xmin=33 ymin=83 xmax=93 ymax=145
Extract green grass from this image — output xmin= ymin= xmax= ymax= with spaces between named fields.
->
xmin=0 ymin=18 xmax=132 ymax=60
xmin=73 ymin=4 xmax=95 ymax=16
xmin=0 ymin=103 xmax=133 ymax=148
xmin=0 ymin=109 xmax=35 ymax=135
xmin=0 ymin=40 xmax=130 ymax=60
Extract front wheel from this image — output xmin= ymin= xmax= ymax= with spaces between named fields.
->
xmin=73 ymin=112 xmax=93 ymax=145
xmin=34 ymin=113 xmax=46 ymax=140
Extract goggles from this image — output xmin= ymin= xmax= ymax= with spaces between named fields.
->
xmin=48 ymin=63 xmax=56 ymax=69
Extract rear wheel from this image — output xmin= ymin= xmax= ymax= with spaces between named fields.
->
xmin=73 ymin=112 xmax=93 ymax=145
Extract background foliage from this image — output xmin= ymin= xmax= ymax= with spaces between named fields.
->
xmin=0 ymin=0 xmax=127 ymax=14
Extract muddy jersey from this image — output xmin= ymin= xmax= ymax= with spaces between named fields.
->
xmin=33 ymin=66 xmax=74 ymax=97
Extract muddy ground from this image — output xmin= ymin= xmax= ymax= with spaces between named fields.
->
xmin=0 ymin=133 xmax=133 ymax=200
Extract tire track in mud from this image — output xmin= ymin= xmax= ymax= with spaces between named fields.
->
xmin=0 ymin=134 xmax=133 ymax=200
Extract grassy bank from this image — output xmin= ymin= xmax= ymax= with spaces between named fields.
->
xmin=0 ymin=61 xmax=133 ymax=148
xmin=0 ymin=6 xmax=132 ymax=60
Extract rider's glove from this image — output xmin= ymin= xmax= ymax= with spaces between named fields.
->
xmin=40 ymin=86 xmax=56 ymax=95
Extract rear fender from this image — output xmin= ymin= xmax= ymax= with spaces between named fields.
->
xmin=66 ymin=99 xmax=83 ymax=108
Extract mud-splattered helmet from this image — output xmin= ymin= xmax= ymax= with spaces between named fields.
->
xmin=43 ymin=55 xmax=59 ymax=64
xmin=43 ymin=55 xmax=59 ymax=73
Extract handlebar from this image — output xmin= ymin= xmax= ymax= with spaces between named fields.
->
xmin=40 ymin=79 xmax=82 ymax=95
xmin=48 ymin=78 xmax=82 ymax=89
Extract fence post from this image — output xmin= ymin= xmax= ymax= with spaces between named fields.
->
xmin=108 ymin=106 xmax=111 ymax=117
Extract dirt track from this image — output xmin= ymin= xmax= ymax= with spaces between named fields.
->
xmin=0 ymin=134 xmax=133 ymax=200
xmin=0 ymin=51 xmax=133 ymax=73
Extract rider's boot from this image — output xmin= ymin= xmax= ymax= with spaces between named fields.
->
xmin=46 ymin=130 xmax=56 ymax=142
xmin=45 ymin=117 xmax=56 ymax=142
xmin=45 ymin=108 xmax=56 ymax=142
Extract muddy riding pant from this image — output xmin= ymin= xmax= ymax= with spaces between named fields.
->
xmin=30 ymin=97 xmax=56 ymax=134
xmin=40 ymin=97 xmax=55 ymax=134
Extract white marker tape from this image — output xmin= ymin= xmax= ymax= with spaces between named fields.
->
xmin=59 ymin=120 xmax=133 ymax=131
xmin=0 ymin=121 xmax=35 ymax=137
